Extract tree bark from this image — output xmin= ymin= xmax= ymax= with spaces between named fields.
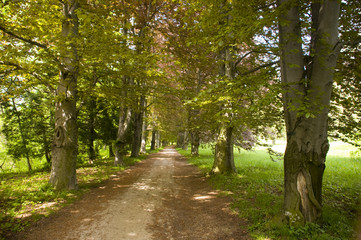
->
xmin=114 ymin=107 xmax=132 ymax=166
xmin=140 ymin=114 xmax=147 ymax=154
xmin=155 ymin=131 xmax=161 ymax=148
xmin=131 ymin=96 xmax=145 ymax=158
xmin=150 ymin=130 xmax=156 ymax=150
xmin=49 ymin=0 xmax=79 ymax=190
xmin=176 ymin=131 xmax=185 ymax=148
xmin=278 ymin=0 xmax=340 ymax=225
xmin=87 ymin=99 xmax=96 ymax=163
xmin=42 ymin=125 xmax=51 ymax=164
xmin=190 ymin=130 xmax=200 ymax=157
xmin=212 ymin=21 xmax=237 ymax=174
xmin=182 ymin=131 xmax=188 ymax=150
xmin=212 ymin=126 xmax=235 ymax=174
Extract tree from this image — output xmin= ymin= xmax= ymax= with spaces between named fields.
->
xmin=330 ymin=0 xmax=361 ymax=148
xmin=178 ymin=0 xmax=280 ymax=174
xmin=0 ymin=86 xmax=53 ymax=171
xmin=49 ymin=0 xmax=80 ymax=190
xmin=278 ymin=0 xmax=341 ymax=224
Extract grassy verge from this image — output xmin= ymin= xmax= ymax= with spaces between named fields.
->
xmin=178 ymin=142 xmax=361 ymax=240
xmin=0 ymin=149 xmax=160 ymax=239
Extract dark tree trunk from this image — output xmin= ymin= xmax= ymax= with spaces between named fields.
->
xmin=131 ymin=96 xmax=145 ymax=158
xmin=49 ymin=0 xmax=79 ymax=190
xmin=108 ymin=145 xmax=114 ymax=158
xmin=150 ymin=130 xmax=156 ymax=150
xmin=155 ymin=131 xmax=161 ymax=148
xmin=131 ymin=111 xmax=142 ymax=157
xmin=176 ymin=131 xmax=188 ymax=149
xmin=182 ymin=131 xmax=188 ymax=150
xmin=176 ymin=131 xmax=185 ymax=148
xmin=42 ymin=126 xmax=51 ymax=164
xmin=87 ymin=99 xmax=96 ymax=163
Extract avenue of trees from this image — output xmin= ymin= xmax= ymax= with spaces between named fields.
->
xmin=1 ymin=0 xmax=360 ymax=226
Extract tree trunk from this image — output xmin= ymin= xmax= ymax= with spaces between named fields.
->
xmin=176 ymin=131 xmax=185 ymax=148
xmin=87 ymin=99 xmax=96 ymax=163
xmin=131 ymin=96 xmax=145 ymax=158
xmin=42 ymin=125 xmax=51 ymax=164
xmin=108 ymin=145 xmax=114 ymax=158
xmin=150 ymin=130 xmax=156 ymax=150
xmin=211 ymin=17 xmax=236 ymax=174
xmin=212 ymin=126 xmax=235 ymax=174
xmin=182 ymin=131 xmax=188 ymax=150
xmin=140 ymin=116 xmax=147 ymax=154
xmin=49 ymin=1 xmax=79 ymax=191
xmin=130 ymin=111 xmax=142 ymax=157
xmin=12 ymin=99 xmax=32 ymax=172
xmin=114 ymin=107 xmax=132 ymax=166
xmin=278 ymin=0 xmax=340 ymax=225
xmin=155 ymin=131 xmax=161 ymax=148
xmin=190 ymin=130 xmax=200 ymax=157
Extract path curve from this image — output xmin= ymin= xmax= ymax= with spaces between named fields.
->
xmin=11 ymin=147 xmax=249 ymax=240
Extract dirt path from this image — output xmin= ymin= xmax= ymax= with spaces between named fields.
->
xmin=11 ymin=147 xmax=249 ymax=240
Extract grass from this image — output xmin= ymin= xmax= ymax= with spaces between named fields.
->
xmin=178 ymin=142 xmax=361 ymax=240
xmin=0 ymin=148 xmax=160 ymax=239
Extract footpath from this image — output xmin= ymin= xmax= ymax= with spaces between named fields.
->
xmin=11 ymin=147 xmax=249 ymax=240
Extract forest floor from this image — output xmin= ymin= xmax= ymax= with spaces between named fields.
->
xmin=9 ymin=146 xmax=249 ymax=240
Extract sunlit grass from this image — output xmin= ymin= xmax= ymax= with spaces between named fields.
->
xmin=178 ymin=142 xmax=361 ymax=240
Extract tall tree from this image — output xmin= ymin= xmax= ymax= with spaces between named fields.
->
xmin=49 ymin=0 xmax=80 ymax=190
xmin=278 ymin=0 xmax=341 ymax=224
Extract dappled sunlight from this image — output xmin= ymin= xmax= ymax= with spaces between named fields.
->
xmin=134 ymin=181 xmax=155 ymax=191
xmin=128 ymin=232 xmax=137 ymax=237
xmin=192 ymin=191 xmax=219 ymax=202
xmin=15 ymin=201 xmax=58 ymax=219
xmin=193 ymin=195 xmax=215 ymax=201
xmin=82 ymin=218 xmax=93 ymax=222
xmin=112 ymin=184 xmax=131 ymax=189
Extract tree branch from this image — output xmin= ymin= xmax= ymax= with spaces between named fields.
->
xmin=238 ymin=61 xmax=280 ymax=76
xmin=0 ymin=61 xmax=56 ymax=93
xmin=333 ymin=38 xmax=361 ymax=54
xmin=0 ymin=25 xmax=48 ymax=49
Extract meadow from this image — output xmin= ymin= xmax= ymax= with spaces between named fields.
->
xmin=178 ymin=141 xmax=361 ymax=240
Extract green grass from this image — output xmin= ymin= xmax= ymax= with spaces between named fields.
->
xmin=0 ymin=148 xmax=159 ymax=239
xmin=178 ymin=142 xmax=361 ymax=240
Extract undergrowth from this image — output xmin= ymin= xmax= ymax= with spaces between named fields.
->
xmin=178 ymin=142 xmax=361 ymax=240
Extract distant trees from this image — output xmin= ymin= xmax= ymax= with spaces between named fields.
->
xmin=1 ymin=88 xmax=53 ymax=171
